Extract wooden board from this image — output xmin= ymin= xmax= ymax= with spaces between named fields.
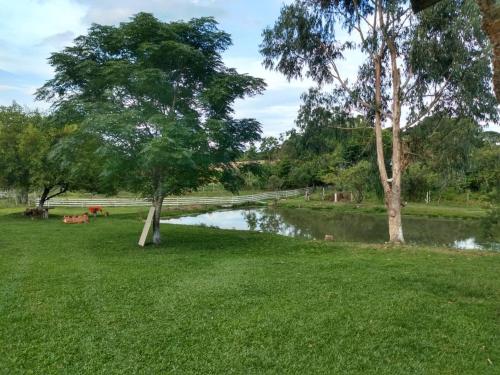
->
xmin=138 ymin=207 xmax=155 ymax=247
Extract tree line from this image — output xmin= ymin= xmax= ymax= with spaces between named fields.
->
xmin=241 ymin=114 xmax=499 ymax=205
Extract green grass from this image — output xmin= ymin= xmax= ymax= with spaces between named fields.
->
xmin=1 ymin=207 xmax=499 ymax=374
xmin=277 ymin=195 xmax=489 ymax=219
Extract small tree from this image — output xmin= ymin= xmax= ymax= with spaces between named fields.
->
xmin=260 ymin=136 xmax=280 ymax=161
xmin=261 ymin=0 xmax=498 ymax=243
xmin=38 ymin=14 xmax=265 ymax=244
xmin=0 ymin=104 xmax=37 ymax=204
xmin=338 ymin=160 xmax=372 ymax=203
xmin=267 ymin=175 xmax=285 ymax=190
xmin=0 ymin=104 xmax=78 ymax=208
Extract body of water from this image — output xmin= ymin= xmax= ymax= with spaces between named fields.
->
xmin=161 ymin=208 xmax=498 ymax=251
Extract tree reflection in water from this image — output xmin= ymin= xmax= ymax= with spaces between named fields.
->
xmin=241 ymin=210 xmax=313 ymax=239
xmin=162 ymin=208 xmax=497 ymax=250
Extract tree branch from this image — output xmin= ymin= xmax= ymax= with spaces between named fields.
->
xmin=330 ymin=61 xmax=373 ymax=112
xmin=46 ymin=182 xmax=69 ymax=201
xmin=352 ymin=0 xmax=367 ymax=46
xmin=405 ymin=80 xmax=450 ymax=128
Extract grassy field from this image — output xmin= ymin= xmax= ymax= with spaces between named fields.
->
xmin=1 ymin=207 xmax=499 ymax=374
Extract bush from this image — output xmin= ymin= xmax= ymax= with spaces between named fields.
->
xmin=337 ymin=160 xmax=372 ymax=203
xmin=267 ymin=175 xmax=284 ymax=190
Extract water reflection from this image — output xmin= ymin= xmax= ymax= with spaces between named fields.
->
xmin=453 ymin=238 xmax=483 ymax=250
xmin=161 ymin=208 xmax=498 ymax=251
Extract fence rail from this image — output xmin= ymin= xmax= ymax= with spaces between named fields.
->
xmin=37 ymin=189 xmax=308 ymax=208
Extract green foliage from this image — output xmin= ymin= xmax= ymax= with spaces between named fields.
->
xmin=260 ymin=0 xmax=498 ymax=224
xmin=38 ymin=13 xmax=265 ymax=198
xmin=242 ymin=171 xmax=261 ymax=190
xmin=403 ymin=162 xmax=439 ymax=201
xmin=469 ymin=144 xmax=500 ymax=194
xmin=267 ymin=175 xmax=284 ymax=190
xmin=0 ymin=104 xmax=42 ymax=199
xmin=404 ymin=115 xmax=499 ymax=200
xmin=336 ymin=160 xmax=372 ymax=203
xmin=259 ymin=136 xmax=280 ymax=161
xmin=0 ymin=104 xmax=101 ymax=205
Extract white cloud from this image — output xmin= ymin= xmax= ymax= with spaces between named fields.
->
xmin=37 ymin=31 xmax=76 ymax=48
xmin=0 ymin=0 xmax=87 ymax=76
xmin=224 ymin=56 xmax=315 ymax=91
xmin=75 ymin=0 xmax=226 ymax=24
xmin=223 ymin=56 xmax=314 ymax=136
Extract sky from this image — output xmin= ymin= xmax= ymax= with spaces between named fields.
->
xmin=0 ymin=0 xmax=497 ymax=136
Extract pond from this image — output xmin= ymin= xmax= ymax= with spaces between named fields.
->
xmin=161 ymin=208 xmax=499 ymax=251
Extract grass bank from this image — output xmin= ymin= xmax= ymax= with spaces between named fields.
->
xmin=0 ymin=208 xmax=498 ymax=374
xmin=276 ymin=195 xmax=489 ymax=219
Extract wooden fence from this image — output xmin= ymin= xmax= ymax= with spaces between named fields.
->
xmin=37 ymin=188 xmax=308 ymax=208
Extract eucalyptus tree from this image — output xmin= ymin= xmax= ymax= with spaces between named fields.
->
xmin=37 ymin=13 xmax=265 ymax=244
xmin=261 ymin=0 xmax=497 ymax=243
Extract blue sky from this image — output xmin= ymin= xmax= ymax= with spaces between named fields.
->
xmin=0 ymin=0 xmax=317 ymax=137
xmin=0 ymin=0 xmax=497 ymax=135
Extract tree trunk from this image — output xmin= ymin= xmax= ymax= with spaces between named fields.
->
xmin=38 ymin=186 xmax=51 ymax=210
xmin=373 ymin=50 xmax=404 ymax=243
xmin=152 ymin=189 xmax=165 ymax=245
xmin=386 ymin=18 xmax=405 ymax=244
xmin=387 ymin=191 xmax=404 ymax=243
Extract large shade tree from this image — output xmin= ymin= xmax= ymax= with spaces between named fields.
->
xmin=261 ymin=0 xmax=498 ymax=243
xmin=37 ymin=13 xmax=265 ymax=244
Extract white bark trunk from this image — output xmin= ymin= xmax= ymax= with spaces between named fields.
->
xmin=387 ymin=191 xmax=404 ymax=243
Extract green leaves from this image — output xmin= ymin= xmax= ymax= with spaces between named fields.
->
xmin=408 ymin=0 xmax=498 ymax=123
xmin=38 ymin=13 xmax=265 ymax=207
xmin=260 ymin=2 xmax=345 ymax=84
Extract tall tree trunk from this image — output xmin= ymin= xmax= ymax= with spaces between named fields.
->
xmin=387 ymin=37 xmax=405 ymax=244
xmin=374 ymin=52 xmax=404 ymax=243
xmin=152 ymin=185 xmax=165 ymax=245
xmin=372 ymin=7 xmax=405 ymax=244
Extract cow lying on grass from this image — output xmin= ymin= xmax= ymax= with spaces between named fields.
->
xmin=63 ymin=214 xmax=89 ymax=224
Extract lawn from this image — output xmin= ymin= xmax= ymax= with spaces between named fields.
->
xmin=0 ymin=208 xmax=499 ymax=374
